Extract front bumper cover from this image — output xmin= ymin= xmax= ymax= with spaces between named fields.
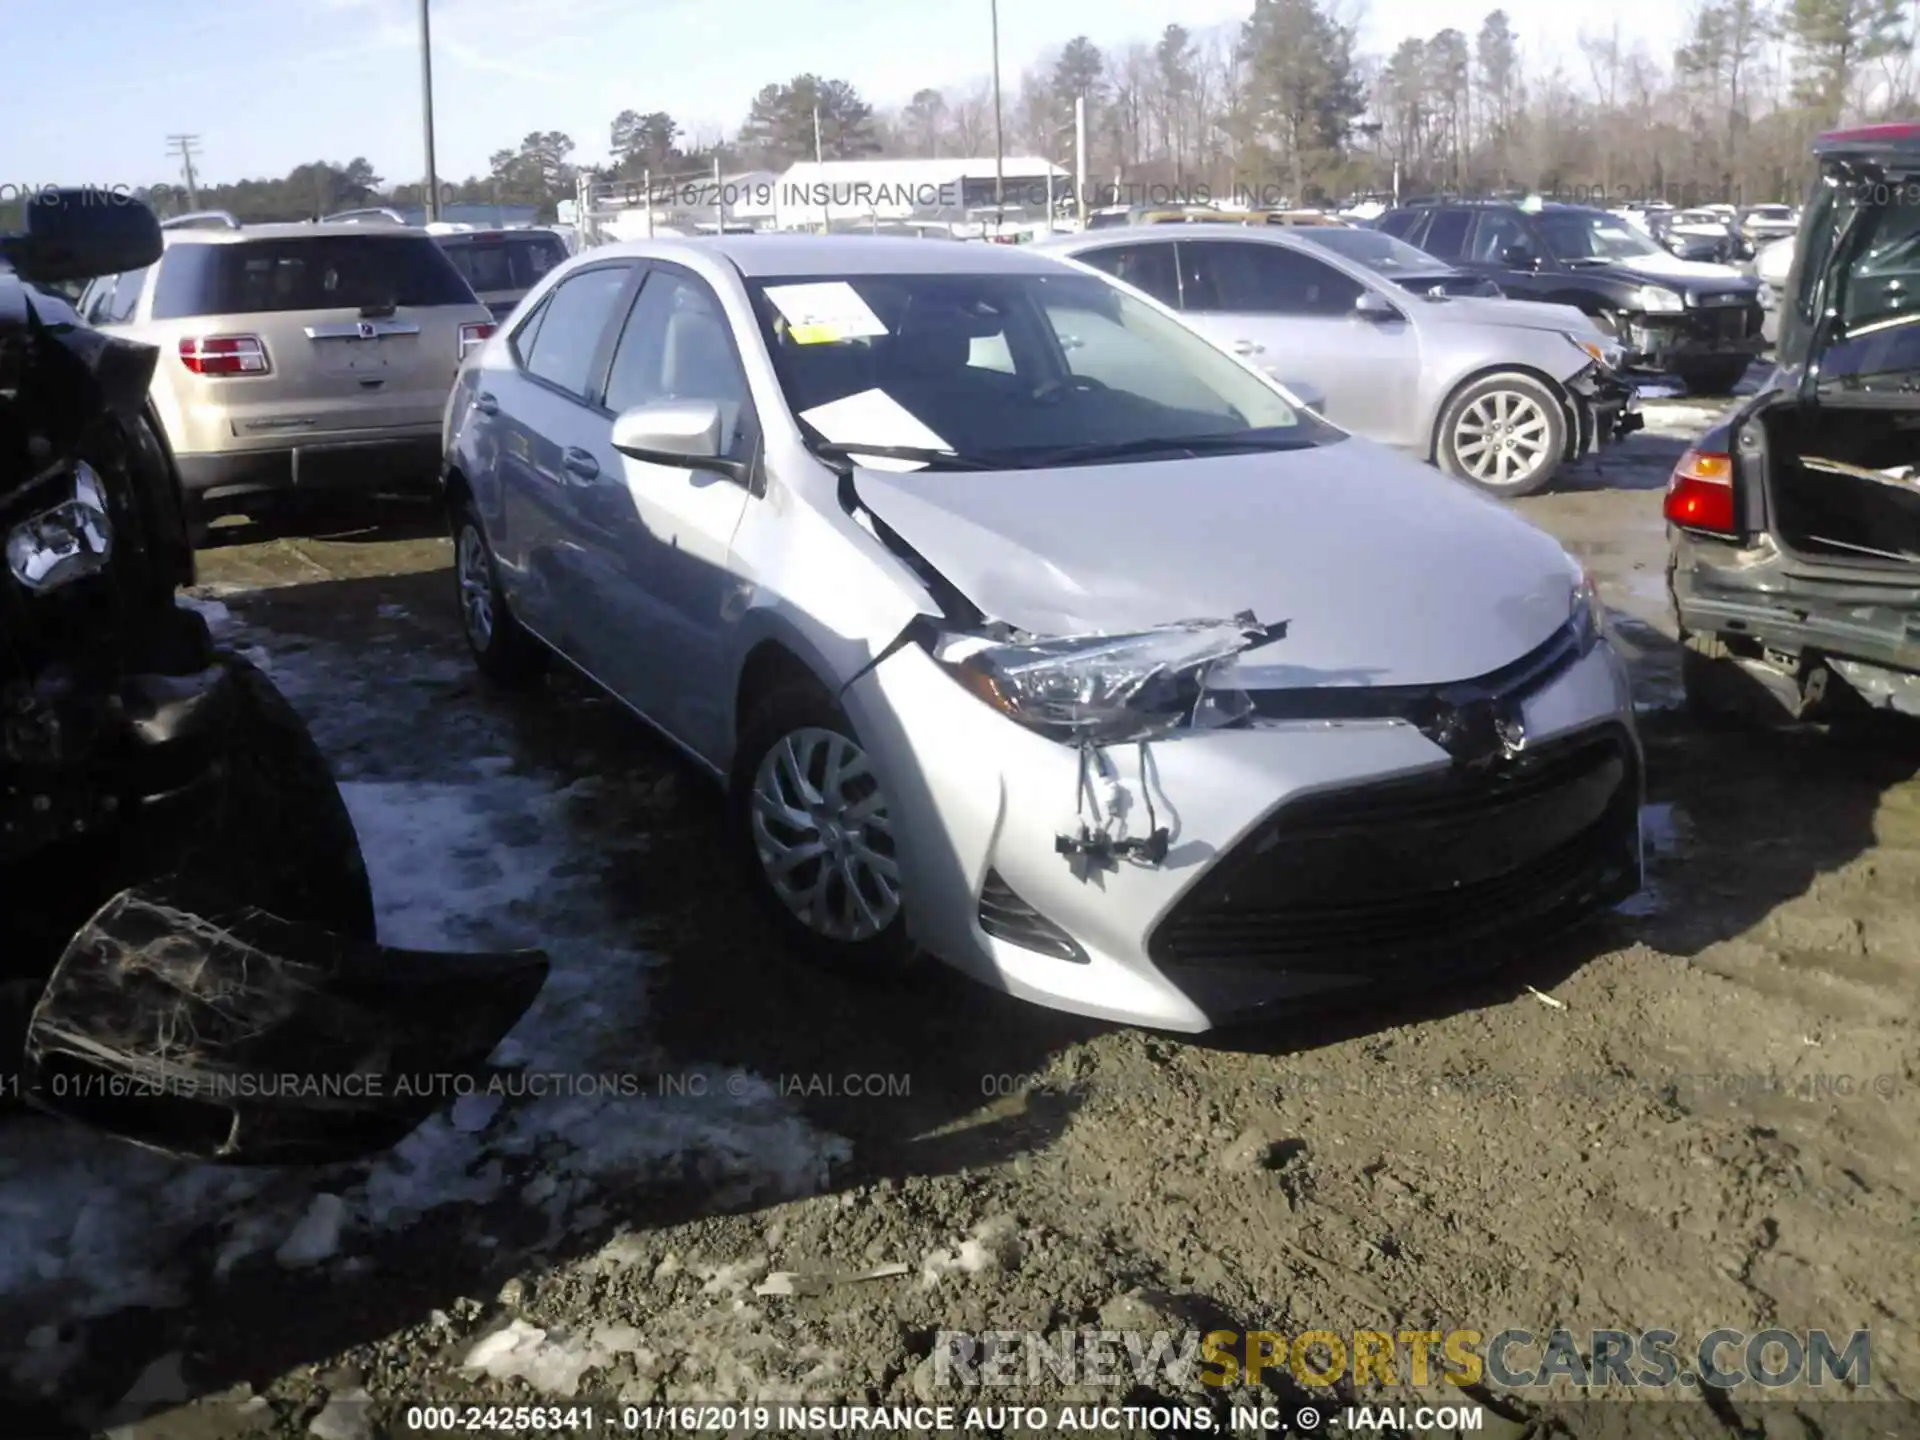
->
xmin=843 ymin=633 xmax=1643 ymax=1032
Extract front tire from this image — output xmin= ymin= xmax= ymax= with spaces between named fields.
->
xmin=728 ymin=684 xmax=913 ymax=976
xmin=1435 ymin=371 xmax=1568 ymax=497
xmin=452 ymin=500 xmax=547 ymax=690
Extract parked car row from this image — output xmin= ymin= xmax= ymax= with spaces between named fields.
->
xmin=1035 ymin=223 xmax=1637 ymax=496
xmin=1376 ymin=199 xmax=1764 ymax=393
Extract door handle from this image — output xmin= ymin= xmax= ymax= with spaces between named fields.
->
xmin=474 ymin=392 xmax=499 ymax=416
xmin=1231 ymin=339 xmax=1264 ymax=355
xmin=561 ymin=447 xmax=600 ymax=483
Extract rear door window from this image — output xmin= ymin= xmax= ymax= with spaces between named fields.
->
xmin=149 ymin=235 xmax=477 ymax=319
xmin=1468 ymin=212 xmax=1531 ymax=263
xmin=1378 ymin=210 xmax=1421 ymax=240
xmin=1419 ymin=210 xmax=1473 ymax=260
xmin=519 ymin=264 xmax=633 ymax=399
xmin=1179 ymin=240 xmax=1364 ymax=315
xmin=101 ymin=265 xmax=150 ymax=323
xmin=441 ymin=234 xmax=568 ymax=293
xmin=1070 ymin=243 xmax=1182 ymax=307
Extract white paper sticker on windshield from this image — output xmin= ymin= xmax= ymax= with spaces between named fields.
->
xmin=799 ymin=388 xmax=950 ymax=471
xmin=764 ymin=282 xmax=889 ymax=345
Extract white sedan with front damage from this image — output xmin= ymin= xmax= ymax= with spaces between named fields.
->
xmin=440 ymin=233 xmax=1645 ymax=1032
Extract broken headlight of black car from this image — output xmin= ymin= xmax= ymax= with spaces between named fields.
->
xmin=930 ymin=614 xmax=1281 ymax=746
xmin=6 ymin=461 xmax=112 ymax=593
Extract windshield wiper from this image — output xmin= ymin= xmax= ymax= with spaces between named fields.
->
xmin=810 ymin=442 xmax=1000 ymax=471
xmin=1011 ymin=432 xmax=1320 ymax=467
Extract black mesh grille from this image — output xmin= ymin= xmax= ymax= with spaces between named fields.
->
xmin=979 ymin=870 xmax=1088 ymax=964
xmin=1148 ymin=724 xmax=1639 ymax=975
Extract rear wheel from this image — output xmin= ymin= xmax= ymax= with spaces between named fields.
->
xmin=452 ymin=500 xmax=547 ymax=689
xmin=1435 ymin=372 xmax=1568 ymax=497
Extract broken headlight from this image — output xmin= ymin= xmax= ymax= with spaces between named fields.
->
xmin=931 ymin=616 xmax=1274 ymax=745
xmin=1566 ymin=332 xmax=1626 ymax=371
xmin=1570 ymin=569 xmax=1607 ymax=655
xmin=5 ymin=461 xmax=113 ymax=594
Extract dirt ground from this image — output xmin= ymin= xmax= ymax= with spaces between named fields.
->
xmin=5 ymin=403 xmax=1918 ymax=1440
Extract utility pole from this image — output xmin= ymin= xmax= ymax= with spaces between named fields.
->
xmin=419 ymin=0 xmax=441 ymax=221
xmin=1074 ymin=96 xmax=1087 ymax=228
xmin=989 ymin=0 xmax=1005 ymax=234
xmin=166 ymin=135 xmax=201 ymax=210
xmin=814 ymin=104 xmax=828 ymax=233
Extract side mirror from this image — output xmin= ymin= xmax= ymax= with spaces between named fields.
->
xmin=1499 ymin=244 xmax=1538 ymax=270
xmin=1353 ymin=291 xmax=1401 ymax=322
xmin=610 ymin=400 xmax=747 ymax=483
xmin=0 ymin=189 xmax=162 ymax=287
xmin=1276 ymin=378 xmax=1326 ymax=413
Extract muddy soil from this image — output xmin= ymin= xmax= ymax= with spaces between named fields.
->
xmin=5 ymin=413 xmax=1917 ymax=1439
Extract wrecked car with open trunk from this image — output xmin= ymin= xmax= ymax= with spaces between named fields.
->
xmin=1 ymin=189 xmax=549 ymax=1163
xmin=444 ymin=233 xmax=1644 ymax=1033
xmin=1667 ymin=123 xmax=1920 ymax=723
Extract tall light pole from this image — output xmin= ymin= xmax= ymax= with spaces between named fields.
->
xmin=419 ymin=0 xmax=441 ymax=222
xmin=989 ymin=0 xmax=1005 ymax=233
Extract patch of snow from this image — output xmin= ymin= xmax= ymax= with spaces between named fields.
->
xmin=463 ymin=1318 xmax=617 ymax=1397
xmin=1619 ymin=802 xmax=1693 ymax=916
xmin=276 ymin=1193 xmax=347 ymax=1268
xmin=1641 ymin=801 xmax=1691 ymax=857
xmin=1639 ymin=402 xmax=1731 ymax=439
xmin=177 ymin=594 xmax=233 ymax=634
xmin=308 ymin=1387 xmax=374 ymax=1440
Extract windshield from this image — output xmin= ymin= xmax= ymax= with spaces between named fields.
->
xmin=746 ymin=270 xmax=1340 ymax=466
xmin=441 ymin=233 xmax=567 ymax=294
xmin=1292 ymin=228 xmax=1450 ymax=273
xmin=1535 ymin=212 xmax=1664 ymax=262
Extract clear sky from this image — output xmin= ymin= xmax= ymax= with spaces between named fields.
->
xmin=0 ymin=0 xmax=1689 ymax=190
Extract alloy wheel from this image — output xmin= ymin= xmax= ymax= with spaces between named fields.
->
xmin=457 ymin=525 xmax=494 ymax=650
xmin=1452 ymin=389 xmax=1552 ymax=488
xmin=749 ymin=726 xmax=901 ymax=942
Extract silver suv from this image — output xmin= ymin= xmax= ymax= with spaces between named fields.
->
xmin=76 ymin=219 xmax=493 ymax=524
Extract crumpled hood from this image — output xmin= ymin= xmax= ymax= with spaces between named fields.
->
xmin=1609 ymin=250 xmax=1753 ymax=287
xmin=856 ymin=439 xmax=1581 ymax=687
xmin=1416 ymin=292 xmax=1599 ymax=335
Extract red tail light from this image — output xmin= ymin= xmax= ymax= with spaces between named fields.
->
xmin=459 ymin=322 xmax=495 ymax=362
xmin=179 ymin=335 xmax=269 ymax=376
xmin=1664 ymin=448 xmax=1738 ymax=534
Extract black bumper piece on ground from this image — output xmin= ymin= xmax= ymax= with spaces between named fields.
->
xmin=1149 ymin=724 xmax=1643 ymax=1018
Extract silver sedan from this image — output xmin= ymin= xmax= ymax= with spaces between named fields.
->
xmin=440 ymin=234 xmax=1642 ymax=1032
xmin=1035 ymin=224 xmax=1638 ymax=496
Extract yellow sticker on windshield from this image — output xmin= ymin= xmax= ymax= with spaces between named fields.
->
xmin=765 ymin=282 xmax=889 ymax=346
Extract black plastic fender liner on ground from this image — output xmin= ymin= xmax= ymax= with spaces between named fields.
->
xmin=20 ymin=883 xmax=551 ymax=1165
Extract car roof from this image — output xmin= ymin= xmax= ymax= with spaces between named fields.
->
xmin=160 ymin=221 xmax=433 ymax=246
xmin=578 ymin=233 xmax=1070 ymax=277
xmin=434 ymin=227 xmax=564 ymax=244
xmin=1815 ymin=121 xmax=1920 ymax=159
xmin=1037 ymin=222 xmax=1316 ymax=247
